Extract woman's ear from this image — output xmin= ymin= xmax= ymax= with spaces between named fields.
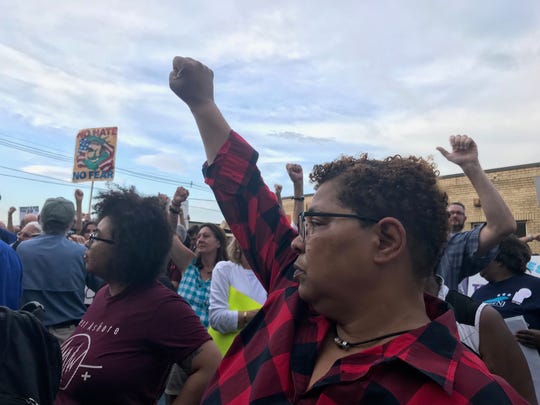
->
xmin=372 ymin=217 xmax=407 ymax=265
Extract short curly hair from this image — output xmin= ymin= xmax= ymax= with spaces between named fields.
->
xmin=310 ymin=153 xmax=449 ymax=279
xmin=93 ymin=186 xmax=172 ymax=286
xmin=494 ymin=235 xmax=531 ymax=275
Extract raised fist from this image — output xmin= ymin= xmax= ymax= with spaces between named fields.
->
xmin=169 ymin=57 xmax=214 ymax=108
xmin=436 ymin=135 xmax=479 ymax=167
xmin=75 ymin=189 xmax=84 ymax=202
xmin=286 ymin=163 xmax=303 ymax=184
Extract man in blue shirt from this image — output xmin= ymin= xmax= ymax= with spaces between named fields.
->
xmin=0 ymin=239 xmax=22 ymax=309
xmin=0 ymin=226 xmax=17 ymax=244
xmin=18 ymin=197 xmax=99 ymax=343
xmin=436 ymin=136 xmax=516 ymax=293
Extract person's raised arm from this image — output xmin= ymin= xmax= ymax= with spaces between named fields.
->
xmin=7 ymin=206 xmax=16 ymax=232
xmin=170 ymin=235 xmax=196 ymax=274
xmin=521 ymin=233 xmax=540 ymax=244
xmin=169 ymin=186 xmax=188 ymax=228
xmin=437 ymin=135 xmax=515 ymax=255
xmin=170 ymin=56 xmax=298 ymax=293
xmin=167 ymin=186 xmax=196 ymax=273
xmin=169 ymin=57 xmax=231 ymax=165
xmin=286 ymin=163 xmax=304 ymax=228
xmin=274 ymin=184 xmax=283 ymax=211
xmin=74 ymin=189 xmax=84 ymax=234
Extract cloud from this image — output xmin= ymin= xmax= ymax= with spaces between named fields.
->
xmin=2 ymin=0 xmax=540 ymax=222
xmin=21 ymin=164 xmax=72 ymax=182
xmin=267 ymin=131 xmax=334 ymax=143
xmin=134 ymin=153 xmax=189 ymax=174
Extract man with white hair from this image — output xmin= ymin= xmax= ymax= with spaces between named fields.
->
xmin=11 ymin=221 xmax=42 ymax=250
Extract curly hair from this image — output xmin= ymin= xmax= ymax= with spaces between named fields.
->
xmin=494 ymin=235 xmax=531 ymax=275
xmin=93 ymin=186 xmax=172 ymax=286
xmin=194 ymin=223 xmax=229 ymax=269
xmin=310 ymin=153 xmax=449 ymax=279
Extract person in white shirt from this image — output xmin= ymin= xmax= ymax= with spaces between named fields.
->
xmin=209 ymin=238 xmax=267 ymax=354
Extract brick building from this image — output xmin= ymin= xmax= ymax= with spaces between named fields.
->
xmin=282 ymin=162 xmax=540 ymax=253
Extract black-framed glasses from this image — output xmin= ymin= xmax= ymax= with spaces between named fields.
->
xmin=88 ymin=232 xmax=115 ymax=245
xmin=298 ymin=211 xmax=380 ymax=240
xmin=18 ymin=232 xmax=41 ymax=239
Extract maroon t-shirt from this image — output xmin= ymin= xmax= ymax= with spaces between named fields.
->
xmin=55 ymin=281 xmax=210 ymax=404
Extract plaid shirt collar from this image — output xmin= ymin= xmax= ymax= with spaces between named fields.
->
xmin=297 ymin=293 xmax=461 ymax=395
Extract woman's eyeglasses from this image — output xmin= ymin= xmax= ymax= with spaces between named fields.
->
xmin=88 ymin=232 xmax=115 ymax=245
xmin=297 ymin=211 xmax=380 ymax=240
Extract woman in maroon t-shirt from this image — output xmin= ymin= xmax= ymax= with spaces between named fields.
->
xmin=55 ymin=187 xmax=221 ymax=405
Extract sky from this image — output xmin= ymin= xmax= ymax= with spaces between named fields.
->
xmin=1 ymin=1 xmax=539 ymax=225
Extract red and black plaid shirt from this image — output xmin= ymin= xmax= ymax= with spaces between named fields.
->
xmin=201 ymin=131 xmax=526 ymax=404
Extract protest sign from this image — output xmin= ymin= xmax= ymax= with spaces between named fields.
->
xmin=72 ymin=127 xmax=118 ymax=183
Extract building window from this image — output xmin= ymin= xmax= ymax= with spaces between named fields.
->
xmin=472 ymin=220 xmax=527 ymax=237
xmin=515 ymin=220 xmax=527 ymax=238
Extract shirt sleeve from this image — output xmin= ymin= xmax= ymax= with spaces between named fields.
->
xmin=0 ymin=228 xmax=17 ymax=244
xmin=203 ymin=131 xmax=299 ymax=293
xmin=0 ymin=242 xmax=22 ymax=309
xmin=209 ymin=261 xmax=237 ymax=334
xmin=148 ymin=294 xmax=211 ymax=364
xmin=437 ymin=224 xmax=499 ymax=290
xmin=454 ymin=224 xmax=499 ymax=279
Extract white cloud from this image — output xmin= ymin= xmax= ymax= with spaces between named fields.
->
xmin=2 ymin=0 xmax=540 ymax=222
xmin=134 ymin=153 xmax=189 ymax=174
xmin=21 ymin=164 xmax=72 ymax=182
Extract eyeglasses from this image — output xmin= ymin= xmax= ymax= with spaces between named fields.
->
xmin=18 ymin=232 xmax=41 ymax=239
xmin=447 ymin=210 xmax=465 ymax=217
xmin=298 ymin=211 xmax=380 ymax=240
xmin=88 ymin=232 xmax=115 ymax=245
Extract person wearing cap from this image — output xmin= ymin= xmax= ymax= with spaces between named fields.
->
xmin=18 ymin=197 xmax=102 ymax=343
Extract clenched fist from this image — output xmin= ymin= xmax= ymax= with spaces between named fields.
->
xmin=169 ymin=56 xmax=214 ymax=108
xmin=173 ymin=186 xmax=189 ymax=205
xmin=286 ymin=163 xmax=303 ymax=184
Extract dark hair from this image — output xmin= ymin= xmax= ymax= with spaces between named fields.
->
xmin=187 ymin=224 xmax=200 ymax=237
xmin=42 ymin=221 xmax=71 ymax=235
xmin=81 ymin=221 xmax=97 ymax=236
xmin=448 ymin=202 xmax=466 ymax=211
xmin=310 ymin=154 xmax=448 ymax=279
xmin=194 ymin=223 xmax=229 ymax=268
xmin=494 ymin=235 xmax=531 ymax=275
xmin=185 ymin=224 xmax=200 ymax=249
xmin=93 ymin=186 xmax=172 ymax=286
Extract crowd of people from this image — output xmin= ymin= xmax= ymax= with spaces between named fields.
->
xmin=0 ymin=55 xmax=539 ymax=404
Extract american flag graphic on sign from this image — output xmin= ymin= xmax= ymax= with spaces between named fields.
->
xmin=72 ymin=127 xmax=118 ymax=183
